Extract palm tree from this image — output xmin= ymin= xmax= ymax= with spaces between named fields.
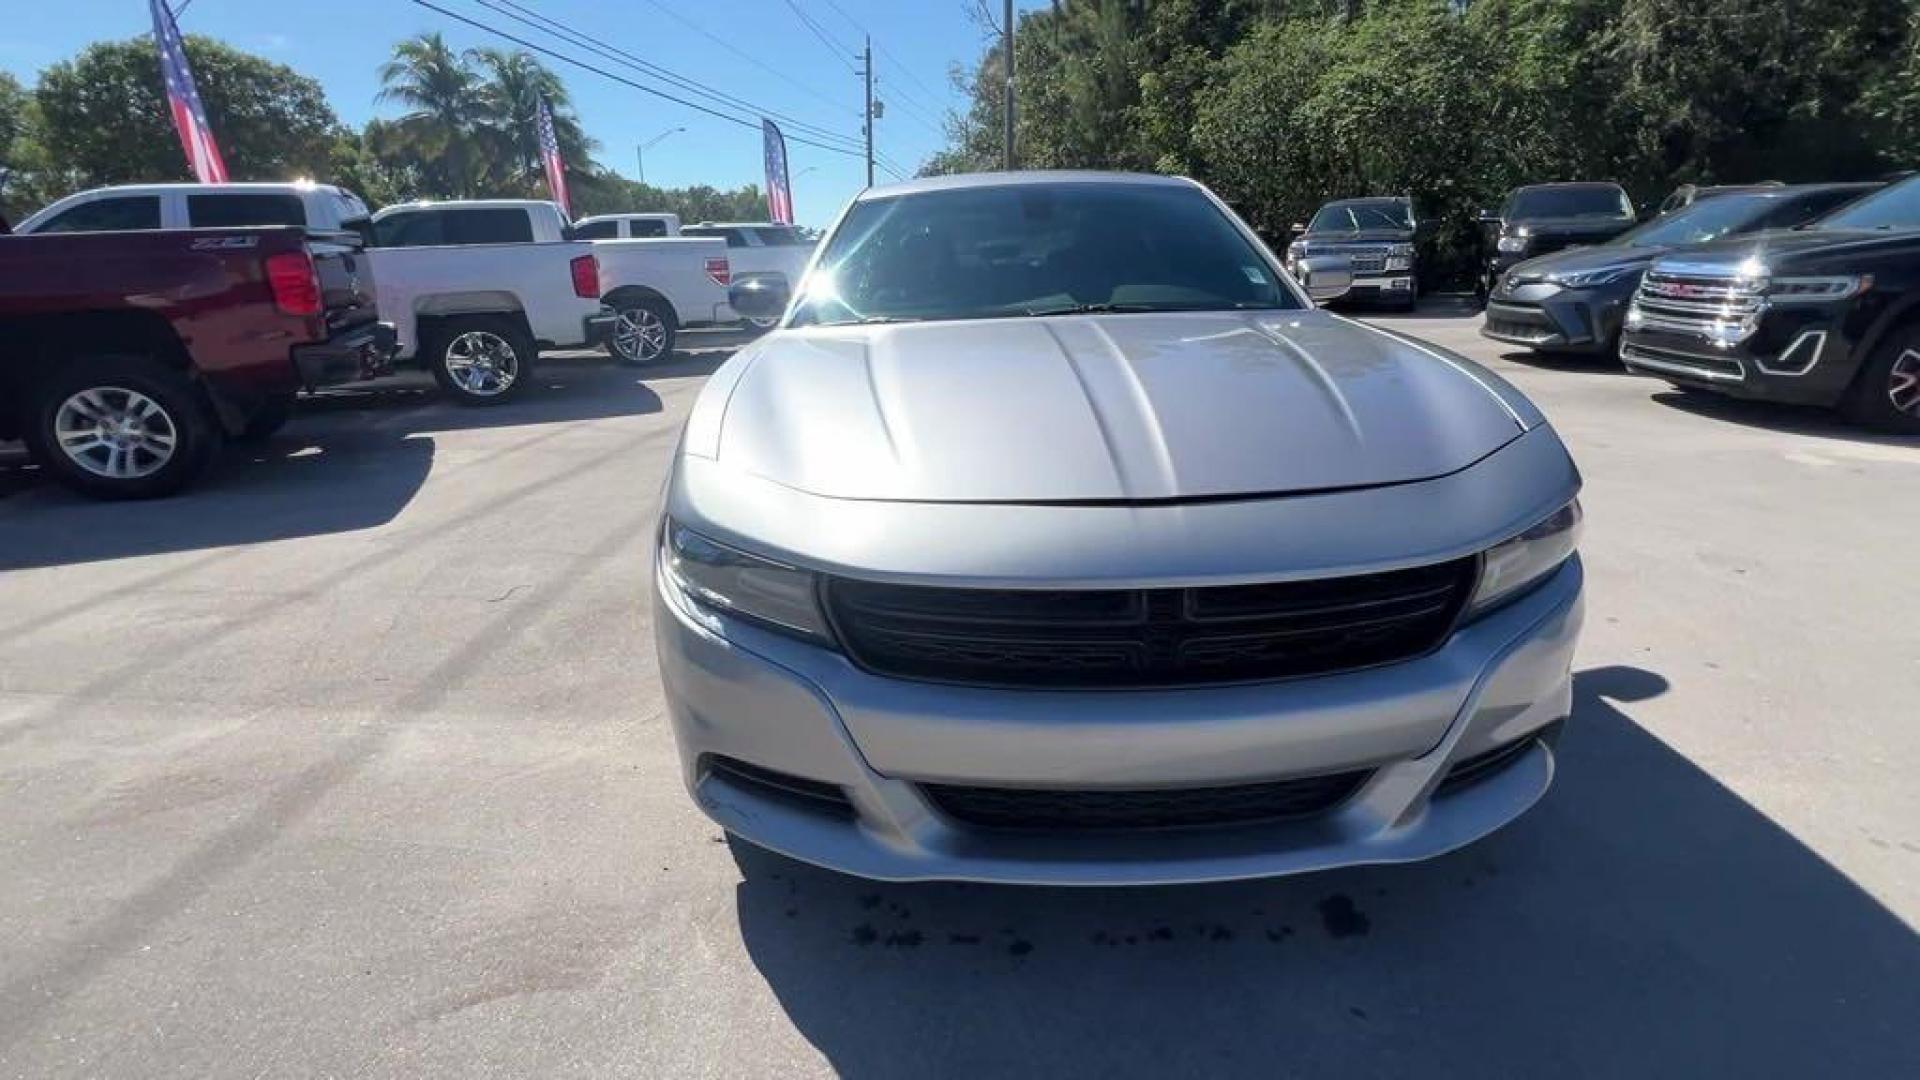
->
xmin=470 ymin=47 xmax=595 ymax=197
xmin=377 ymin=33 xmax=483 ymax=197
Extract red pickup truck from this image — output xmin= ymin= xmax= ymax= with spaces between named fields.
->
xmin=0 ymin=225 xmax=395 ymax=498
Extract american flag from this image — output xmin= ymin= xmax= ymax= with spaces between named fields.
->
xmin=537 ymin=98 xmax=570 ymax=217
xmin=762 ymin=119 xmax=793 ymax=225
xmin=148 ymin=0 xmax=228 ymax=184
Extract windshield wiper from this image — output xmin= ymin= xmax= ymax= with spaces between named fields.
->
xmin=1017 ymin=301 xmax=1280 ymax=317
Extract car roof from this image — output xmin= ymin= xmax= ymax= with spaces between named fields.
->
xmin=1513 ymin=181 xmax=1626 ymax=192
xmin=373 ymin=198 xmax=557 ymax=217
xmin=1320 ymin=196 xmax=1409 ymax=206
xmin=855 ymin=170 xmax=1197 ymax=201
xmin=69 ymin=182 xmax=353 ymax=197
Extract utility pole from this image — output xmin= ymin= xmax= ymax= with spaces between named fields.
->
xmin=863 ymin=36 xmax=875 ymax=188
xmin=1002 ymin=0 xmax=1015 ymax=169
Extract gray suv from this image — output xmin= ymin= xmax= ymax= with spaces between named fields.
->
xmin=653 ymin=172 xmax=1585 ymax=885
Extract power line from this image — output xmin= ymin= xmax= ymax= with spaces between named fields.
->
xmin=779 ymin=0 xmax=859 ymax=70
xmin=402 ymin=0 xmax=866 ymax=157
xmin=631 ymin=0 xmax=857 ymax=119
xmin=475 ymin=0 xmax=863 ymax=151
xmin=809 ymin=0 xmax=948 ymax=110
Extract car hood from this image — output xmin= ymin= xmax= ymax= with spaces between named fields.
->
xmin=1297 ymin=229 xmax=1413 ymax=247
xmin=703 ymin=311 xmax=1532 ymax=504
xmin=1509 ymin=244 xmax=1655 ymax=280
xmin=1512 ymin=216 xmax=1635 ymax=239
xmin=1650 ymin=227 xmax=1904 ymax=272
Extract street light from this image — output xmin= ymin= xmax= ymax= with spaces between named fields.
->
xmin=635 ymin=127 xmax=685 ymax=185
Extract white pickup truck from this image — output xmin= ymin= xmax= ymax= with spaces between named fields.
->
xmin=368 ymin=199 xmax=731 ymax=400
xmin=573 ymin=215 xmax=814 ymax=329
xmin=20 ymin=185 xmax=732 ymax=403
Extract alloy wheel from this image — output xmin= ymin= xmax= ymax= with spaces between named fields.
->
xmin=613 ymin=306 xmax=668 ymax=363
xmin=444 ymin=331 xmax=520 ymax=396
xmin=53 ymin=386 xmax=177 ymax=480
xmin=1888 ymin=348 xmax=1920 ymax=417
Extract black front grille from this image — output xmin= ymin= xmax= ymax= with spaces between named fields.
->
xmin=705 ymin=756 xmax=855 ymax=818
xmin=924 ymin=770 xmax=1370 ymax=831
xmin=824 ymin=559 xmax=1478 ymax=689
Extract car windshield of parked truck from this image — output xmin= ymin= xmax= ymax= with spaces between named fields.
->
xmin=1813 ymin=176 xmax=1920 ymax=231
xmin=1507 ymin=186 xmax=1632 ymax=219
xmin=1310 ymin=200 xmax=1412 ymax=231
xmin=1612 ymin=192 xmax=1771 ymax=247
xmin=790 ymin=182 xmax=1299 ymax=327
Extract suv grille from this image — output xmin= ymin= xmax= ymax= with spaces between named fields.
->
xmin=923 ymin=770 xmax=1371 ymax=831
xmin=1633 ymin=269 xmax=1765 ymax=337
xmin=823 ymin=559 xmax=1478 ymax=689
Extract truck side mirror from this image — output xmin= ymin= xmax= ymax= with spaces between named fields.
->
xmin=1289 ymin=222 xmax=1307 ymax=235
xmin=1298 ymin=255 xmax=1354 ymax=303
xmin=729 ymin=276 xmax=791 ymax=324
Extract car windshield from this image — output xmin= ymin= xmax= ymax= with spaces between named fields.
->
xmin=1310 ymin=200 xmax=1412 ymax=231
xmin=1612 ymin=193 xmax=1771 ymax=247
xmin=789 ymin=181 xmax=1300 ymax=327
xmin=1812 ymin=175 xmax=1920 ymax=231
xmin=1508 ymin=186 xmax=1632 ymax=219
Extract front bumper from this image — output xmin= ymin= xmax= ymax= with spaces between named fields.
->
xmin=1482 ymin=282 xmax=1629 ymax=355
xmin=653 ymin=553 xmax=1585 ymax=885
xmin=291 ymin=320 xmax=397 ymax=389
xmin=1620 ymin=306 xmax=1860 ymax=407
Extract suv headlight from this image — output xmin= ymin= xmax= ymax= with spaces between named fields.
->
xmin=661 ymin=520 xmax=834 ymax=643
xmin=1496 ymin=234 xmax=1531 ymax=254
xmin=1386 ymin=242 xmax=1414 ymax=271
xmin=1764 ymin=275 xmax=1869 ymax=302
xmin=1550 ymin=267 xmax=1633 ymax=289
xmin=1468 ymin=500 xmax=1582 ymax=618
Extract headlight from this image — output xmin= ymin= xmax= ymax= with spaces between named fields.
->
xmin=1468 ymin=500 xmax=1582 ymax=618
xmin=1764 ymin=275 xmax=1869 ymax=302
xmin=1386 ymin=242 xmax=1414 ymax=271
xmin=1497 ymin=235 xmax=1530 ymax=254
xmin=1549 ymin=267 xmax=1634 ymax=289
xmin=662 ymin=520 xmax=834 ymax=643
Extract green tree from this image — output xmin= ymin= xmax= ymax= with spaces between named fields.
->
xmin=470 ymin=47 xmax=595 ymax=196
xmin=377 ymin=32 xmax=487 ymax=197
xmin=34 ymin=34 xmax=342 ymax=186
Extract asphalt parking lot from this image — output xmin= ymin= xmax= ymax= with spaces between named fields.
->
xmin=2 ymin=310 xmax=1916 ymax=1078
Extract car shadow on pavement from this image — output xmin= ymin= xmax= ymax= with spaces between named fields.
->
xmin=1494 ymin=347 xmax=1638 ymax=378
xmin=1345 ymin=295 xmax=1483 ymax=321
xmin=0 ymin=359 xmax=688 ymax=572
xmin=733 ymin=666 xmax=1920 ymax=1079
xmin=1649 ymin=388 xmax=1920 ymax=447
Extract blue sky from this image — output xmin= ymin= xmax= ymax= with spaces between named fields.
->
xmin=0 ymin=0 xmax=1033 ymax=225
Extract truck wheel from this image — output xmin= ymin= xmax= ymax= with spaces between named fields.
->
xmin=1843 ymin=328 xmax=1920 ymax=435
xmin=231 ymin=394 xmax=295 ymax=443
xmin=609 ymin=299 xmax=677 ymax=366
xmin=25 ymin=355 xmax=218 ymax=499
xmin=428 ymin=317 xmax=534 ymax=406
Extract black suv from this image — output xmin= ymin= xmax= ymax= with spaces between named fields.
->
xmin=1478 ymin=183 xmax=1638 ymax=301
xmin=1285 ymin=196 xmax=1418 ymax=310
xmin=1621 ymin=174 xmax=1920 ymax=433
xmin=1483 ymin=184 xmax=1878 ymax=357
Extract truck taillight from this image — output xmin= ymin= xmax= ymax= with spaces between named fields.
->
xmin=570 ymin=254 xmax=601 ymax=299
xmin=264 ymin=251 xmax=322 ymax=317
xmin=705 ymin=257 xmax=731 ymax=287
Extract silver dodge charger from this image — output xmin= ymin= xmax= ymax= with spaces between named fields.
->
xmin=653 ymin=171 xmax=1584 ymax=885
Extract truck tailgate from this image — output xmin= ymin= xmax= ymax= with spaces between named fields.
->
xmin=308 ymin=232 xmax=380 ymax=333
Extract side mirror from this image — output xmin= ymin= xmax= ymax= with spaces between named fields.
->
xmin=1289 ymin=222 xmax=1307 ymax=235
xmin=729 ymin=275 xmax=791 ymax=323
xmin=1477 ymin=209 xmax=1501 ymax=225
xmin=1298 ymin=255 xmax=1353 ymax=303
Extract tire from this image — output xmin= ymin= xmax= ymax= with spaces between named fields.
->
xmin=231 ymin=394 xmax=294 ymax=443
xmin=608 ymin=298 xmax=677 ymax=366
xmin=1842 ymin=326 xmax=1920 ymax=435
xmin=743 ymin=316 xmax=780 ymax=334
xmin=24 ymin=354 xmax=218 ymax=500
xmin=427 ymin=316 xmax=535 ymax=406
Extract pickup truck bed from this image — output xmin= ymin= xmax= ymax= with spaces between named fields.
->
xmin=0 ymin=226 xmax=395 ymax=498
